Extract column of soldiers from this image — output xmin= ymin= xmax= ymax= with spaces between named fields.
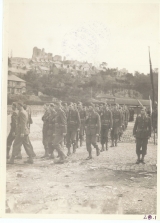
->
xmin=7 ymin=101 xmax=132 ymax=164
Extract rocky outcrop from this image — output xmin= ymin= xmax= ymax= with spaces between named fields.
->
xmin=32 ymin=47 xmax=61 ymax=61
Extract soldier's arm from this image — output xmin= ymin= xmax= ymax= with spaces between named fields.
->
xmin=11 ymin=112 xmax=18 ymax=131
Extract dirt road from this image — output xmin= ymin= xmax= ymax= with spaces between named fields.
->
xmin=6 ymin=115 xmax=157 ymax=214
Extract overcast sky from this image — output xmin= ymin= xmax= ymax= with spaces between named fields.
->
xmin=8 ymin=0 xmax=159 ymax=73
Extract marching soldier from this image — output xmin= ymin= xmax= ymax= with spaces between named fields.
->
xmin=111 ymin=103 xmax=122 ymax=147
xmin=7 ymin=101 xmax=33 ymax=164
xmin=41 ymin=103 xmax=50 ymax=158
xmin=85 ymin=103 xmax=101 ymax=159
xmin=100 ymin=103 xmax=113 ymax=151
xmin=77 ymin=102 xmax=86 ymax=147
xmin=66 ymin=103 xmax=81 ymax=155
xmin=47 ymin=103 xmax=57 ymax=159
xmin=53 ymin=101 xmax=67 ymax=163
xmin=62 ymin=103 xmax=68 ymax=145
xmin=6 ymin=102 xmax=18 ymax=159
xmin=133 ymin=107 xmax=151 ymax=164
xmin=15 ymin=103 xmax=36 ymax=159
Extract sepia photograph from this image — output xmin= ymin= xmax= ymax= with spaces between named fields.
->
xmin=1 ymin=0 xmax=159 ymax=219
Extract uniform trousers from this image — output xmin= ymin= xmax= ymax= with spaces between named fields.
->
xmin=52 ymin=134 xmax=66 ymax=158
xmin=86 ymin=134 xmax=98 ymax=152
xmin=11 ymin=134 xmax=32 ymax=157
xmin=101 ymin=125 xmax=109 ymax=144
xmin=66 ymin=127 xmax=77 ymax=148
xmin=136 ymin=138 xmax=148 ymax=156
xmin=7 ymin=130 xmax=15 ymax=155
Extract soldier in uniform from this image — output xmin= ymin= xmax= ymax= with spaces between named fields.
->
xmin=133 ymin=107 xmax=151 ymax=164
xmin=47 ymin=103 xmax=57 ymax=159
xmin=100 ymin=103 xmax=113 ymax=151
xmin=66 ymin=103 xmax=81 ymax=155
xmin=85 ymin=103 xmax=101 ymax=159
xmin=110 ymin=103 xmax=122 ymax=147
xmin=62 ymin=103 xmax=68 ymax=145
xmin=7 ymin=101 xmax=33 ymax=164
xmin=52 ymin=101 xmax=67 ymax=163
xmin=41 ymin=103 xmax=50 ymax=158
xmin=15 ymin=103 xmax=36 ymax=159
xmin=6 ymin=102 xmax=18 ymax=159
xmin=77 ymin=102 xmax=86 ymax=147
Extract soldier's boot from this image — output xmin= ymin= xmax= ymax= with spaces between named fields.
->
xmin=15 ymin=151 xmax=22 ymax=159
xmin=110 ymin=140 xmax=114 ymax=147
xmin=24 ymin=156 xmax=33 ymax=164
xmin=100 ymin=144 xmax=104 ymax=152
xmin=95 ymin=145 xmax=100 ymax=156
xmin=67 ymin=148 xmax=71 ymax=156
xmin=80 ymin=139 xmax=83 ymax=147
xmin=105 ymin=143 xmax=108 ymax=151
xmin=7 ymin=155 xmax=15 ymax=164
xmin=73 ymin=142 xmax=77 ymax=153
xmin=86 ymin=147 xmax=92 ymax=160
xmin=41 ymin=149 xmax=49 ymax=158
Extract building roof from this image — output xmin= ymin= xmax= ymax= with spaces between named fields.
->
xmin=39 ymin=66 xmax=50 ymax=71
xmin=8 ymin=67 xmax=27 ymax=74
xmin=96 ymin=93 xmax=115 ymax=99
xmin=115 ymin=98 xmax=150 ymax=106
xmin=8 ymin=74 xmax=26 ymax=82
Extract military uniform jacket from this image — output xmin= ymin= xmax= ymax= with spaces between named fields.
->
xmin=85 ymin=111 xmax=101 ymax=135
xmin=100 ymin=110 xmax=113 ymax=129
xmin=67 ymin=109 xmax=81 ymax=129
xmin=112 ymin=110 xmax=122 ymax=127
xmin=133 ymin=115 xmax=151 ymax=138
xmin=47 ymin=110 xmax=57 ymax=135
xmin=16 ymin=110 xmax=30 ymax=135
xmin=10 ymin=111 xmax=18 ymax=132
xmin=55 ymin=109 xmax=67 ymax=135
xmin=78 ymin=109 xmax=86 ymax=123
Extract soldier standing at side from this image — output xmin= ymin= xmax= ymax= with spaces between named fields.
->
xmin=133 ymin=107 xmax=151 ymax=164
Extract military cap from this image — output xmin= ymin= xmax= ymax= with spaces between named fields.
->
xmin=23 ymin=103 xmax=27 ymax=110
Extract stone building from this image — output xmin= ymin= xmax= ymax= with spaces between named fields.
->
xmin=8 ymin=74 xmax=26 ymax=94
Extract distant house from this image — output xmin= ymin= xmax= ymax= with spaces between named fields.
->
xmin=8 ymin=74 xmax=26 ymax=94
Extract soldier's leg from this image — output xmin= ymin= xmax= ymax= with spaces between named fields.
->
xmin=7 ymin=131 xmax=15 ymax=159
xmin=105 ymin=128 xmax=109 ymax=150
xmin=71 ymin=130 xmax=77 ymax=153
xmin=7 ymin=135 xmax=23 ymax=164
xmin=141 ymin=138 xmax=148 ymax=163
xmin=115 ymin=127 xmax=119 ymax=146
xmin=86 ymin=135 xmax=92 ymax=159
xmin=22 ymin=135 xmax=34 ymax=164
xmin=110 ymin=128 xmax=114 ymax=147
xmin=29 ymin=138 xmax=36 ymax=157
xmin=92 ymin=135 xmax=100 ymax=156
xmin=41 ymin=132 xmax=49 ymax=158
xmin=66 ymin=129 xmax=71 ymax=156
xmin=53 ymin=134 xmax=66 ymax=162
xmin=136 ymin=138 xmax=142 ymax=164
xmin=76 ymin=131 xmax=79 ymax=148
xmin=100 ymin=126 xmax=105 ymax=152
